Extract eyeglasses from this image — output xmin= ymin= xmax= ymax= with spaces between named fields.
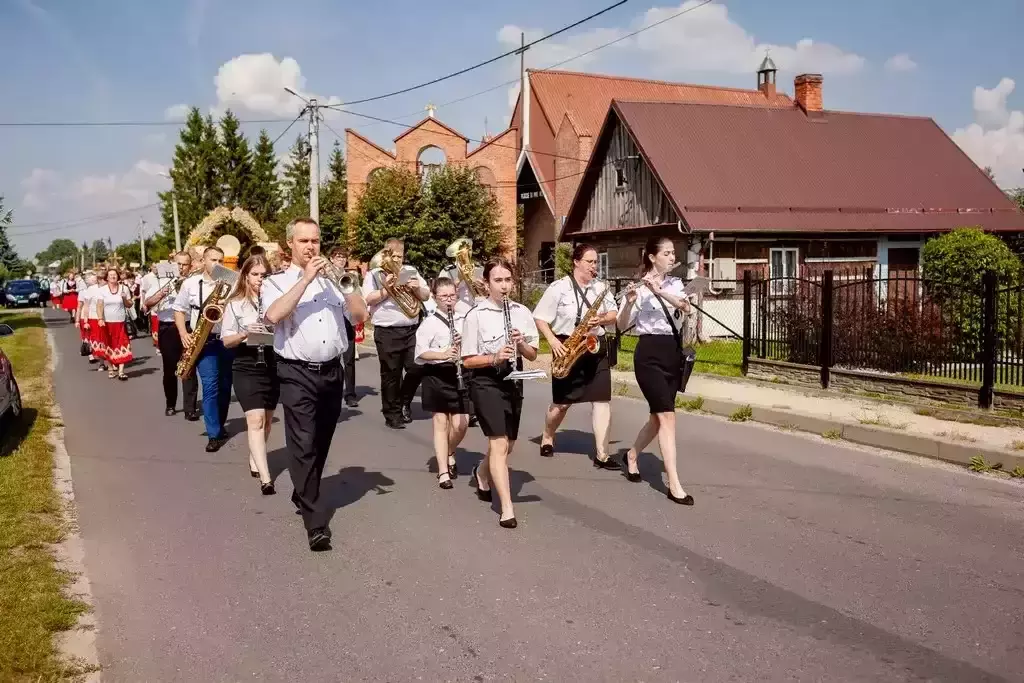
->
xmin=436 ymin=293 xmax=457 ymax=300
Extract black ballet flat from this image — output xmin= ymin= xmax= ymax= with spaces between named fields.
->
xmin=499 ymin=517 xmax=518 ymax=529
xmin=622 ymin=451 xmax=642 ymax=483
xmin=261 ymin=482 xmax=276 ymax=496
xmin=593 ymin=455 xmax=621 ymax=470
xmin=437 ymin=472 xmax=454 ymax=490
xmin=539 ymin=444 xmax=554 ymax=458
xmin=472 ymin=464 xmax=492 ymax=502
xmin=250 ymin=469 xmax=259 ymax=478
xmin=448 ymin=452 xmax=458 ymax=479
xmin=667 ymin=491 xmax=695 ymax=506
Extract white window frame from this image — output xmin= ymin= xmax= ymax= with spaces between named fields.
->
xmin=769 ymin=247 xmax=798 ymax=296
xmin=598 ymin=251 xmax=609 ymax=278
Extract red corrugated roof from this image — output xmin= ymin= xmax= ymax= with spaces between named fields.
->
xmin=564 ymin=100 xmax=1024 ymax=235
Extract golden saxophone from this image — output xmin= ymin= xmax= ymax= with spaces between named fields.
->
xmin=369 ymin=247 xmax=422 ymax=318
xmin=176 ymin=279 xmax=232 ymax=379
xmin=446 ymin=237 xmax=487 ymax=298
xmin=550 ymin=282 xmax=610 ymax=379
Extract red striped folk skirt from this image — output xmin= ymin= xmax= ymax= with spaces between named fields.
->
xmin=62 ymin=293 xmax=79 ymax=313
xmin=103 ymin=322 xmax=133 ymax=366
xmin=87 ymin=322 xmax=107 ymax=359
xmin=53 ymin=294 xmax=63 ymax=308
xmin=79 ymin=320 xmax=90 ymax=342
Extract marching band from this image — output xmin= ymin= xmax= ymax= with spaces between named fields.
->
xmin=62 ymin=220 xmax=698 ymax=549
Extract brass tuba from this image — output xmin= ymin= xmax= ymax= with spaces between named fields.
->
xmin=550 ymin=283 xmax=610 ymax=379
xmin=368 ymin=247 xmax=422 ymax=318
xmin=445 ymin=237 xmax=487 ymax=298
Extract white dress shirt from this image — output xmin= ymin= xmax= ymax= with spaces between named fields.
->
xmin=97 ymin=284 xmax=130 ymax=323
xmin=461 ymin=298 xmax=540 ymax=358
xmin=262 ymin=265 xmax=349 ymax=363
xmin=145 ymin=278 xmax=179 ymax=324
xmin=220 ymin=298 xmax=262 ymax=337
xmin=415 ymin=300 xmax=471 ymax=365
xmin=617 ymin=275 xmax=687 ymax=336
xmin=360 ymin=266 xmax=427 ymax=328
xmin=172 ymin=273 xmax=223 ymax=333
xmin=533 ymin=275 xmax=616 ymax=337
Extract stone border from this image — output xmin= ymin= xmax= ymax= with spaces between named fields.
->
xmin=45 ymin=326 xmax=102 ymax=681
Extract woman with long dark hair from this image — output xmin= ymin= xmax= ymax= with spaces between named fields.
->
xmin=461 ymin=257 xmax=539 ymax=528
xmin=616 ymin=237 xmax=694 ymax=505
xmin=415 ymin=277 xmax=472 ymax=490
xmin=221 ymin=254 xmax=279 ymax=494
xmin=95 ymin=268 xmax=135 ymax=380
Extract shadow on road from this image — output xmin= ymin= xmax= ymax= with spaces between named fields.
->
xmin=0 ymin=407 xmax=38 ymax=457
xmin=529 ymin=429 xmax=623 ymax=461
xmin=322 ymin=466 xmax=395 ymax=525
xmin=124 ymin=367 xmax=159 ymax=380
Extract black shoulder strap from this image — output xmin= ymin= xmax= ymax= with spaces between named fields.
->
xmin=653 ymin=289 xmax=682 ymax=349
xmin=433 ymin=311 xmax=450 ymax=329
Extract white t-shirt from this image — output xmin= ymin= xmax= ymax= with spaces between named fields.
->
xmin=533 ymin=275 xmax=616 ymax=337
xmin=82 ymin=284 xmax=100 ymax=320
xmin=415 ymin=301 xmax=471 ymax=365
xmin=97 ymin=284 xmax=130 ymax=323
xmin=616 ymin=275 xmax=687 ymax=336
xmin=461 ymin=298 xmax=540 ymax=358
xmin=360 ymin=266 xmax=429 ymax=328
xmin=144 ymin=278 xmax=177 ymax=323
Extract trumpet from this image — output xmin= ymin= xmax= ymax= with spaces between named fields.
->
xmin=319 ymin=259 xmax=360 ymax=295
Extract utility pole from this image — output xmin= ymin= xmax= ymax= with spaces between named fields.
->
xmin=308 ymin=97 xmax=320 ymax=223
xmin=138 ymin=217 xmax=147 ymax=266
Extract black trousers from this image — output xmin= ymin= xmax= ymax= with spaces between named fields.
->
xmin=277 ymin=357 xmax=343 ymax=532
xmin=157 ymin=322 xmax=198 ymax=413
xmin=374 ymin=324 xmax=422 ymax=419
xmin=343 ymin=318 xmax=356 ymax=401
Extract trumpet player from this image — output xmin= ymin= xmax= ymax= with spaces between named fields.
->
xmin=329 ymin=247 xmax=359 ymax=408
xmin=414 ymin=277 xmax=472 ymax=490
xmin=146 ymin=252 xmax=198 ymax=419
xmin=262 ymin=218 xmax=368 ymax=552
xmin=361 ymin=237 xmax=430 ymax=430
xmin=173 ymin=246 xmax=235 ymax=453
xmin=533 ymin=244 xmax=618 ymax=468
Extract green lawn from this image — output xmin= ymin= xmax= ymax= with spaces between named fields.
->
xmin=0 ymin=311 xmax=89 ymax=681
xmin=611 ymin=335 xmax=743 ymax=378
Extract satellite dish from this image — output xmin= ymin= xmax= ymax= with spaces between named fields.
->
xmin=216 ymin=234 xmax=242 ymax=258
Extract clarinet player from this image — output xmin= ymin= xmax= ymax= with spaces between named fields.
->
xmin=263 ymin=218 xmax=368 ymax=552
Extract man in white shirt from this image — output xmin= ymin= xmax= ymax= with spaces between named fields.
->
xmin=146 ymin=252 xmax=198 ymax=419
xmin=361 ymin=237 xmax=430 ymax=429
xmin=263 ymin=218 xmax=368 ymax=552
xmin=173 ymin=246 xmax=234 ymax=452
xmin=140 ymin=263 xmax=159 ymax=340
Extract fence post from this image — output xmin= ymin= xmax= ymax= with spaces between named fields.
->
xmin=819 ymin=270 xmax=834 ymax=389
xmin=979 ymin=270 xmax=997 ymax=409
xmin=741 ymin=270 xmax=752 ymax=375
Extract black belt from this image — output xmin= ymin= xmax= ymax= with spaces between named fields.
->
xmin=276 ymin=355 xmax=341 ymax=372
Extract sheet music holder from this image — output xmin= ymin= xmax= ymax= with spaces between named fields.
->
xmin=505 ymin=368 xmax=547 ymax=382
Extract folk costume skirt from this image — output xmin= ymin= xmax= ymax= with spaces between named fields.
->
xmin=551 ymin=334 xmax=612 ymax=405
xmin=420 ymin=362 xmax=470 ymax=415
xmin=87 ymin=322 xmax=106 ymax=358
xmin=62 ymin=293 xmax=78 ymax=314
xmin=103 ymin=322 xmax=134 ymax=365
xmin=232 ymin=347 xmax=279 ymax=412
xmin=634 ymin=334 xmax=681 ymax=414
xmin=469 ymin=367 xmax=523 ymax=440
xmin=53 ymin=294 xmax=63 ymax=309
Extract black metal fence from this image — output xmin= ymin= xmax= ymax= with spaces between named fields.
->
xmin=743 ymin=268 xmax=1017 ymax=408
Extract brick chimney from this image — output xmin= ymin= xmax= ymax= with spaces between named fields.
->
xmin=794 ymin=74 xmax=824 ymax=114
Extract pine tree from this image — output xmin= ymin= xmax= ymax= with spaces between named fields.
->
xmin=248 ymin=129 xmax=282 ymax=228
xmin=271 ymin=135 xmax=312 ymax=241
xmin=220 ymin=110 xmax=252 ymax=207
xmin=0 ymin=195 xmax=21 ymax=274
xmin=319 ymin=141 xmax=347 ymax=249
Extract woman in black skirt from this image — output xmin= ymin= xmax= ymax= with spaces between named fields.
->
xmin=615 ymin=237 xmax=694 ymax=506
xmin=461 ymin=257 xmax=540 ymax=528
xmin=415 ymin=277 xmax=472 ymax=490
xmin=533 ymin=243 xmax=618 ymax=468
xmin=222 ymin=254 xmax=279 ymax=495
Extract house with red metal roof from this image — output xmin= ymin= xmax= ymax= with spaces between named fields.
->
xmin=559 ymin=63 xmax=1024 ymax=284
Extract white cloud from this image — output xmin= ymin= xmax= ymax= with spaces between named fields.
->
xmin=21 ymin=168 xmax=61 ymax=210
xmin=497 ymin=0 xmax=865 ymax=109
xmin=21 ymin=161 xmax=168 ymax=216
xmin=884 ymin=53 xmax=917 ymax=72
xmin=952 ymin=78 xmax=1024 ymax=189
xmin=164 ymin=103 xmax=191 ymax=121
xmin=211 ymin=53 xmax=342 ymax=118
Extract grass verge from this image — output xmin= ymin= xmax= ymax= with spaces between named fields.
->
xmin=611 ymin=336 xmax=743 ymax=378
xmin=0 ymin=310 xmax=89 ymax=681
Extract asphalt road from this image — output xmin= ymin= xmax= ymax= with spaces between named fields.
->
xmin=47 ymin=310 xmax=1024 ymax=682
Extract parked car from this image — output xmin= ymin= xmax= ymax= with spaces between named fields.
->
xmin=3 ymin=279 xmax=43 ymax=308
xmin=0 ymin=324 xmax=22 ymax=425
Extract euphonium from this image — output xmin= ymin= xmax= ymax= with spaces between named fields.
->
xmin=176 ymin=279 xmax=232 ymax=379
xmin=550 ymin=283 xmax=610 ymax=379
xmin=368 ymin=247 xmax=422 ymax=318
xmin=446 ymin=237 xmax=487 ymax=298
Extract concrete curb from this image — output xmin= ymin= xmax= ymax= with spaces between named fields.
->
xmin=609 ymin=378 xmax=1024 ymax=473
xmin=45 ymin=325 xmax=102 ymax=682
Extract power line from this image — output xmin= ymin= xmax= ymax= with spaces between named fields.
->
xmin=339 ymin=1 xmax=629 ymax=107
xmin=271 ymin=110 xmax=307 ymax=148
xmin=6 ymin=201 xmax=161 ymax=230
xmin=0 ymin=117 xmax=292 ymax=128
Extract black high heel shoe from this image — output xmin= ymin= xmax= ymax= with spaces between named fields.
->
xmin=593 ymin=454 xmax=621 ymax=470
xmin=437 ymin=472 xmax=454 ymax=490
xmin=667 ymin=490 xmax=694 ymax=505
xmin=472 ymin=464 xmax=492 ymax=502
xmin=622 ymin=450 xmax=642 ymax=483
xmin=261 ymin=482 xmax=276 ymax=496
xmin=448 ymin=452 xmax=458 ymax=479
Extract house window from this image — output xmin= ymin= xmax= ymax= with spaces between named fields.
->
xmin=769 ymin=248 xmax=798 ymax=295
xmin=615 ymin=167 xmax=627 ymax=189
xmin=598 ymin=251 xmax=609 ymax=278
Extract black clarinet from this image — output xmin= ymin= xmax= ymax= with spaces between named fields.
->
xmin=255 ymin=295 xmax=266 ymax=367
xmin=447 ymin=307 xmax=464 ymax=392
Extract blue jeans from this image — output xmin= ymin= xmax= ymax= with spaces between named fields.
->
xmin=196 ymin=339 xmax=234 ymax=440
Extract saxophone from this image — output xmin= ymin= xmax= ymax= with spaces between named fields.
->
xmin=176 ymin=279 xmax=232 ymax=379
xmin=368 ymin=247 xmax=422 ymax=318
xmin=550 ymin=282 xmax=610 ymax=379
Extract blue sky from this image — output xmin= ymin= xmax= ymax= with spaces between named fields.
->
xmin=2 ymin=0 xmax=1022 ymax=261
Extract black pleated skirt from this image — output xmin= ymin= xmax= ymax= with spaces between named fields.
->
xmin=551 ymin=334 xmax=612 ymax=405
xmin=634 ymin=334 xmax=681 ymax=414
xmin=469 ymin=367 xmax=522 ymax=440
xmin=421 ymin=362 xmax=471 ymax=415
xmin=232 ymin=348 xmax=280 ymax=412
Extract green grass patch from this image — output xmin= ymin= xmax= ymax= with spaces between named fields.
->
xmin=0 ymin=310 xmax=89 ymax=681
xmin=729 ymin=405 xmax=753 ymax=422
xmin=822 ymin=429 xmax=842 ymax=440
xmin=612 ymin=336 xmax=743 ymax=378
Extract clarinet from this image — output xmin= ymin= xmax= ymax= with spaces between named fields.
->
xmin=502 ymin=295 xmax=521 ymax=395
xmin=447 ymin=307 xmax=464 ymax=392
xmin=255 ymin=295 xmax=266 ymax=367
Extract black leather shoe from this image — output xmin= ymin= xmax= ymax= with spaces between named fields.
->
xmin=345 ymin=397 xmax=359 ymax=408
xmin=539 ymin=444 xmax=554 ymax=458
xmin=499 ymin=517 xmax=518 ymax=529
xmin=468 ymin=415 xmax=478 ymax=428
xmin=261 ymin=482 xmax=276 ymax=495
xmin=593 ymin=455 xmax=621 ymax=470
xmin=308 ymin=528 xmax=331 ymax=551
xmin=401 ymin=405 xmax=413 ymax=424
xmin=205 ymin=437 xmax=225 ymax=453
xmin=385 ymin=418 xmax=405 ymax=430
xmin=184 ymin=411 xmax=200 ymax=422
xmin=667 ymin=491 xmax=695 ymax=506
xmin=165 ymin=408 xmax=176 ymax=417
